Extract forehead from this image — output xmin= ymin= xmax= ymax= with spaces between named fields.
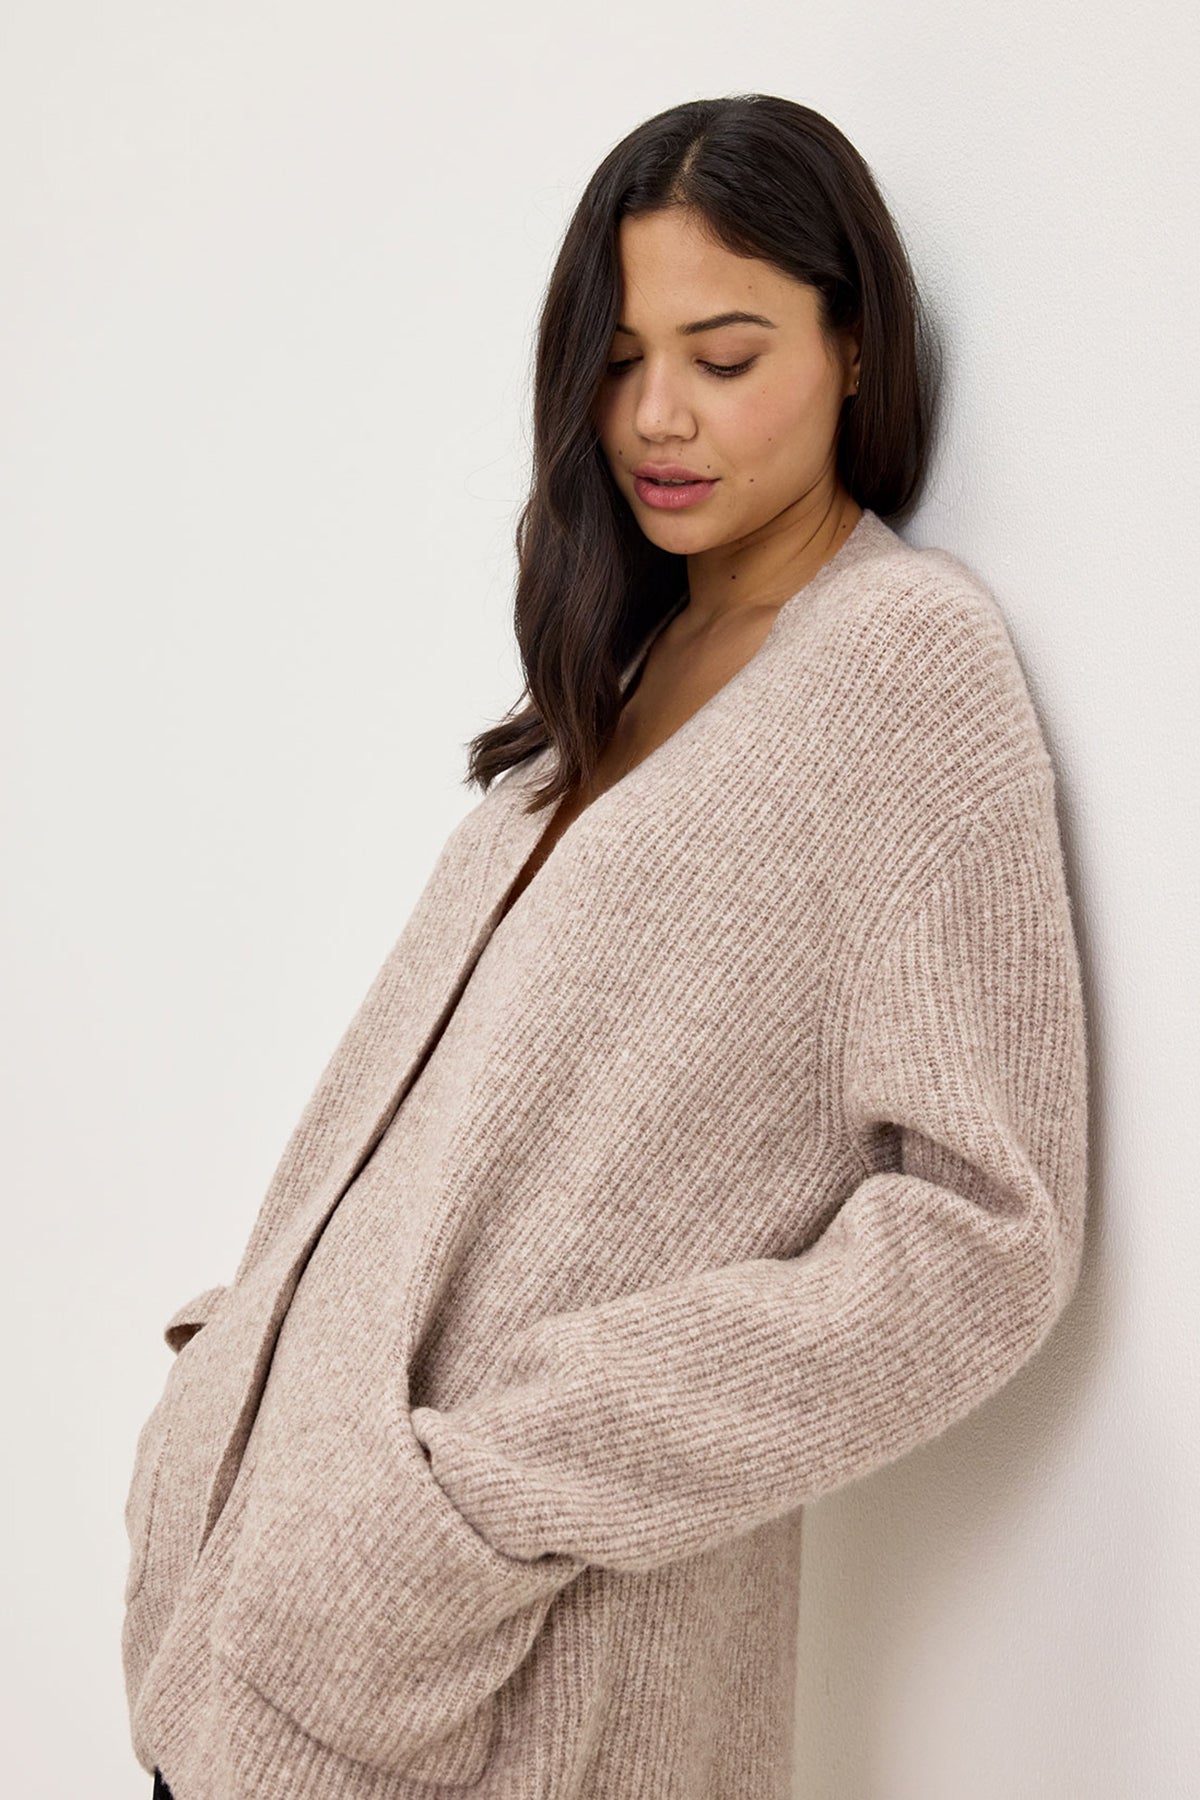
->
xmin=614 ymin=208 xmax=817 ymax=330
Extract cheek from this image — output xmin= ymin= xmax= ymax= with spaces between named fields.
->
xmin=592 ymin=382 xmax=633 ymax=447
xmin=722 ymin=382 xmax=824 ymax=472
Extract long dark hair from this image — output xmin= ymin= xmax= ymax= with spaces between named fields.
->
xmin=465 ymin=93 xmax=943 ymax=804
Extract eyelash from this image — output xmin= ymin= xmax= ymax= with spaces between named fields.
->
xmin=604 ymin=357 xmax=756 ymax=380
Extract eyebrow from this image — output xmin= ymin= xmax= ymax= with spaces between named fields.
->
xmin=612 ymin=310 xmax=778 ymax=337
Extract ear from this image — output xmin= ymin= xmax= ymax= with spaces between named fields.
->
xmin=844 ymin=332 xmax=862 ymax=398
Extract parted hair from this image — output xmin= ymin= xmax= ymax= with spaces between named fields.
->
xmin=465 ymin=93 xmax=943 ymax=802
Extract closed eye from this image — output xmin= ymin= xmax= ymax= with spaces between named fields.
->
xmin=605 ymin=357 xmax=757 ymax=380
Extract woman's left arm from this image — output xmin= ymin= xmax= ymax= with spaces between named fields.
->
xmin=411 ymin=768 xmax=1089 ymax=1574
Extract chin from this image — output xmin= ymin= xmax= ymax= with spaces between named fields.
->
xmin=631 ymin=497 xmax=725 ymax=537
xmin=639 ymin=519 xmax=721 ymax=553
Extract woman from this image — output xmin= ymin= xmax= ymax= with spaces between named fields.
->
xmin=125 ymin=94 xmax=1088 ymax=1800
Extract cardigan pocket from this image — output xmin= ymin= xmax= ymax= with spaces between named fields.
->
xmin=162 ymin=1282 xmax=229 ymax=1353
xmin=123 ymin=1283 xmax=231 ymax=1608
xmin=209 ymin=1396 xmax=580 ymax=1783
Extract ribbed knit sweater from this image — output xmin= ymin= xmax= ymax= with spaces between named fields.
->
xmin=120 ymin=506 xmax=1089 ymax=1799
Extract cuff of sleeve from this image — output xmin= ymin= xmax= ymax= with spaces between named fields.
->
xmin=410 ymin=1398 xmax=592 ymax=1569
xmin=409 ymin=1403 xmax=588 ymax=1603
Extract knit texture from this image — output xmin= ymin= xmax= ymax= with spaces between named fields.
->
xmin=120 ymin=508 xmax=1089 ymax=1798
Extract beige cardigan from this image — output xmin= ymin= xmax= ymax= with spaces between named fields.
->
xmin=121 ymin=507 xmax=1089 ymax=1799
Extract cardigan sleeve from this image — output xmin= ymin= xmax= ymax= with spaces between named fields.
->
xmin=410 ymin=769 xmax=1089 ymax=1575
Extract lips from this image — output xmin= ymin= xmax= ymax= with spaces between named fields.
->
xmin=634 ymin=463 xmax=713 ymax=483
xmin=632 ymin=470 xmax=718 ymax=511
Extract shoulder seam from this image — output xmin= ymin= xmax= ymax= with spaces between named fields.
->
xmin=893 ymin=765 xmax=1054 ymax=931
xmin=848 ymin=765 xmax=1055 ymax=1056
xmin=845 ymin=765 xmax=1058 ymax=1180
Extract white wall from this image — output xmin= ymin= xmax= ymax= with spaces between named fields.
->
xmin=3 ymin=5 xmax=1195 ymax=1795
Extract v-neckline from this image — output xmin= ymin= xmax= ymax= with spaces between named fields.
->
xmin=489 ymin=592 xmax=689 ymax=930
xmin=488 ymin=508 xmax=878 ymax=934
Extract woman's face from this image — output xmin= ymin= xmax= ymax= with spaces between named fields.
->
xmin=591 ymin=206 xmax=860 ymax=554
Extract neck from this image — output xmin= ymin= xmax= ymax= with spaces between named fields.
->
xmin=683 ymin=486 xmax=863 ymax=630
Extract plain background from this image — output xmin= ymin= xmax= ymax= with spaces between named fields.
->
xmin=3 ymin=4 xmax=1197 ymax=1796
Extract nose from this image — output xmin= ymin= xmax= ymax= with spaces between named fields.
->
xmin=632 ymin=358 xmax=697 ymax=443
